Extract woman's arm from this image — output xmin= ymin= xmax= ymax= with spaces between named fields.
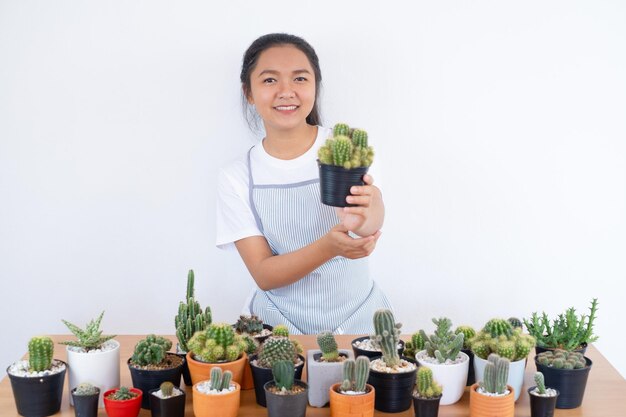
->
xmin=337 ymin=174 xmax=385 ymax=236
xmin=235 ymin=223 xmax=381 ymax=291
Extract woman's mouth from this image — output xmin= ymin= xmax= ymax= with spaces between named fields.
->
xmin=274 ymin=105 xmax=299 ymax=112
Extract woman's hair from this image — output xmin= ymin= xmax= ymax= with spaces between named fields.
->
xmin=240 ymin=33 xmax=322 ymax=130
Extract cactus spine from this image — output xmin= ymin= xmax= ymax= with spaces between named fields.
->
xmin=28 ymin=336 xmax=54 ymax=372
xmin=340 ymin=356 xmax=370 ymax=393
xmin=415 ymin=366 xmax=443 ymax=399
xmin=187 ymin=323 xmax=243 ymax=363
xmin=272 ymin=360 xmax=295 ymax=391
xmin=175 ymin=270 xmax=212 ymax=353
xmin=372 ymin=309 xmax=401 ymax=367
xmin=317 ymin=331 xmax=339 ymax=362
xmin=257 ymin=336 xmax=297 ymax=368
xmin=480 ymin=354 xmax=509 ymax=395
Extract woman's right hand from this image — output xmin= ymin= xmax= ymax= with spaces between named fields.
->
xmin=324 ymin=223 xmax=382 ymax=259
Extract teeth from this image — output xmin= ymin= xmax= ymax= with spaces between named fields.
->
xmin=276 ymin=106 xmax=297 ymax=111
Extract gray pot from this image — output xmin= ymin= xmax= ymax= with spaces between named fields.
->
xmin=306 ymin=349 xmax=352 ymax=407
xmin=264 ymin=380 xmax=308 ymax=417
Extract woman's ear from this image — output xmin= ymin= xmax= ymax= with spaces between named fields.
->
xmin=243 ymin=85 xmax=254 ymax=105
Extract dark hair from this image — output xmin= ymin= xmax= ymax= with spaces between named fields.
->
xmin=240 ymin=33 xmax=322 ymax=129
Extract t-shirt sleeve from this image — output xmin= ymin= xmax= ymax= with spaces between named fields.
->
xmin=215 ymin=163 xmax=263 ymax=250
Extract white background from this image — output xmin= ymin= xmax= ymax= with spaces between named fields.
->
xmin=1 ymin=1 xmax=625 ymax=379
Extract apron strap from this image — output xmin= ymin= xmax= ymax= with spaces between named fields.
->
xmin=246 ymin=147 xmax=264 ymax=234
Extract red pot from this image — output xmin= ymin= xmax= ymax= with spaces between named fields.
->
xmin=103 ymin=388 xmax=143 ymax=417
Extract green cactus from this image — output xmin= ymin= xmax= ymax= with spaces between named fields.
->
xmin=536 ymin=350 xmax=587 ymax=369
xmin=109 ymin=387 xmax=137 ymax=401
xmin=318 ymin=123 xmax=375 ymax=169
xmin=175 ymin=270 xmax=212 ymax=353
xmin=60 ymin=311 xmax=116 ymax=351
xmin=317 ymin=331 xmax=339 ymax=362
xmin=234 ymin=315 xmax=264 ymax=335
xmin=420 ymin=317 xmax=464 ymax=363
xmin=351 ymin=129 xmax=368 ymax=148
xmin=74 ymin=382 xmax=98 ymax=396
xmin=209 ymin=367 xmax=233 ymax=391
xmin=455 ymin=326 xmax=476 ymax=350
xmin=257 ymin=336 xmax=298 ymax=368
xmin=484 ymin=318 xmax=514 ymax=338
xmin=333 ymin=123 xmax=351 ymax=137
xmin=479 ymin=354 xmax=509 ymax=395
xmin=187 ymin=323 xmax=243 ymax=363
xmin=415 ymin=366 xmax=443 ymax=399
xmin=403 ymin=332 xmax=426 ymax=358
xmin=160 ymin=381 xmax=174 ymax=397
xmin=28 ymin=336 xmax=54 ymax=372
xmin=534 ymin=372 xmax=546 ymax=395
xmin=508 ymin=317 xmax=523 ymax=329
xmin=240 ymin=334 xmax=259 ymax=355
xmin=371 ymin=309 xmax=402 ymax=367
xmin=470 ymin=319 xmax=536 ymax=361
xmin=272 ymin=324 xmax=289 ymax=337
xmin=131 ymin=334 xmax=173 ymax=366
xmin=339 ymin=356 xmax=370 ymax=393
xmin=272 ymin=360 xmax=295 ymax=391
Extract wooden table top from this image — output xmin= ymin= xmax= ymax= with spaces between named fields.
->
xmin=2 ymin=335 xmax=625 ymax=416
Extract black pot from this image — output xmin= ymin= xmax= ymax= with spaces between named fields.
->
xmin=528 ymin=386 xmax=559 ymax=417
xmin=351 ymin=336 xmax=405 ymax=361
xmin=264 ymin=380 xmax=308 ymax=417
xmin=535 ymin=356 xmax=592 ymax=409
xmin=535 ymin=342 xmax=587 ymax=356
xmin=412 ymin=394 xmax=441 ymax=417
xmin=173 ymin=351 xmax=191 ymax=386
xmin=148 ymin=388 xmax=186 ymax=417
xmin=248 ymin=354 xmax=305 ymax=407
xmin=71 ymin=387 xmax=100 ymax=417
xmin=234 ymin=323 xmax=274 ymax=345
xmin=7 ymin=360 xmax=67 ymax=417
xmin=368 ymin=365 xmax=417 ymax=413
xmin=128 ymin=354 xmax=184 ymax=409
xmin=318 ymin=162 xmax=368 ymax=207
xmin=461 ymin=348 xmax=476 ymax=386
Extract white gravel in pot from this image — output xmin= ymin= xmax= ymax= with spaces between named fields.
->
xmin=195 ymin=381 xmax=236 ymax=395
xmin=152 ymin=387 xmax=184 ymax=398
xmin=8 ymin=360 xmax=66 ymax=377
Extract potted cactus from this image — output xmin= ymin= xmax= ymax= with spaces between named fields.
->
xmin=60 ymin=311 xmax=119 ymax=408
xmin=306 ymin=331 xmax=352 ymax=407
xmin=402 ymin=331 xmax=425 ymax=364
xmin=469 ymin=354 xmax=514 ymax=417
xmin=264 ymin=360 xmax=309 ymax=417
xmin=329 ymin=356 xmax=375 ymax=417
xmin=7 ymin=336 xmax=67 ymax=417
xmin=127 ymin=334 xmax=183 ymax=409
xmin=192 ymin=367 xmax=240 ymax=417
xmin=234 ymin=314 xmax=273 ymax=342
xmin=103 ymin=386 xmax=142 ymax=417
xmin=469 ymin=318 xmax=535 ymax=401
xmin=367 ymin=309 xmax=417 ymax=413
xmin=528 ymin=372 xmax=559 ymax=417
xmin=534 ymin=349 xmax=592 ymax=409
xmin=415 ymin=317 xmax=468 ymax=405
xmin=412 ymin=366 xmax=443 ymax=417
xmin=317 ymin=122 xmax=375 ymax=207
xmin=149 ymin=381 xmax=186 ymax=417
xmin=71 ymin=382 xmax=100 ymax=417
xmin=351 ymin=334 xmax=405 ymax=361
xmin=455 ymin=325 xmax=477 ymax=385
xmin=174 ymin=269 xmax=212 ymax=386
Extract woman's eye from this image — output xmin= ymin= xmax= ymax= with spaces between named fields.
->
xmin=295 ymin=76 xmax=307 ymax=82
xmin=263 ymin=78 xmax=276 ymax=84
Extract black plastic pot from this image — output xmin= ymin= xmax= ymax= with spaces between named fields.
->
xmin=535 ymin=356 xmax=592 ymax=409
xmin=173 ymin=351 xmax=191 ymax=386
xmin=368 ymin=365 xmax=417 ymax=413
xmin=71 ymin=387 xmax=100 ymax=417
xmin=318 ymin=162 xmax=368 ymax=207
xmin=148 ymin=388 xmax=186 ymax=417
xmin=461 ymin=348 xmax=476 ymax=386
xmin=351 ymin=336 xmax=405 ymax=361
xmin=528 ymin=386 xmax=559 ymax=417
xmin=535 ymin=342 xmax=587 ymax=356
xmin=128 ymin=354 xmax=184 ymax=409
xmin=248 ymin=354 xmax=305 ymax=407
xmin=412 ymin=394 xmax=441 ymax=417
xmin=7 ymin=360 xmax=67 ymax=417
xmin=264 ymin=380 xmax=308 ymax=417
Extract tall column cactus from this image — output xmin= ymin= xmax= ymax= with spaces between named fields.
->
xmin=175 ymin=269 xmax=212 ymax=353
xmin=480 ymin=353 xmax=510 ymax=395
xmin=372 ymin=309 xmax=402 ymax=367
xmin=340 ymin=356 xmax=370 ymax=393
xmin=272 ymin=360 xmax=295 ymax=391
xmin=28 ymin=336 xmax=54 ymax=372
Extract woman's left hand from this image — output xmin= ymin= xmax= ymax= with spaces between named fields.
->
xmin=337 ymin=174 xmax=383 ymax=234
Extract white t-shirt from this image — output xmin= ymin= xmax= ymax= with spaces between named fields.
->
xmin=216 ymin=126 xmax=333 ymax=250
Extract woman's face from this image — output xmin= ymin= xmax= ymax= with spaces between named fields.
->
xmin=246 ymin=45 xmax=316 ymax=133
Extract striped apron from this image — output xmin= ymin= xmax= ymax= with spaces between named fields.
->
xmin=246 ymin=149 xmax=392 ymax=335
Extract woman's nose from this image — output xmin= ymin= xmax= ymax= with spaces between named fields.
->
xmin=278 ymin=82 xmax=295 ymax=99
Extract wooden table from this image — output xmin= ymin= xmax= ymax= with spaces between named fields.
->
xmin=2 ymin=335 xmax=625 ymax=416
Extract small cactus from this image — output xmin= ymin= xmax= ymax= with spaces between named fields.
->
xmin=60 ymin=311 xmax=116 ymax=351
xmin=536 ymin=350 xmax=587 ymax=369
xmin=160 ymin=381 xmax=174 ymax=397
xmin=187 ymin=323 xmax=243 ymax=363
xmin=318 ymin=123 xmax=374 ymax=169
xmin=469 ymin=319 xmax=535 ymax=361
xmin=479 ymin=354 xmax=509 ymax=395
xmin=317 ymin=331 xmax=340 ymax=362
xmin=234 ymin=315 xmax=264 ymax=335
xmin=272 ymin=360 xmax=295 ymax=391
xmin=420 ymin=317 xmax=464 ymax=363
xmin=403 ymin=332 xmax=426 ymax=358
xmin=74 ymin=382 xmax=98 ymax=396
xmin=110 ymin=387 xmax=137 ymax=401
xmin=415 ymin=366 xmax=443 ymax=399
xmin=534 ymin=372 xmax=546 ymax=395
xmin=455 ymin=325 xmax=476 ymax=350
xmin=209 ymin=367 xmax=233 ymax=391
xmin=131 ymin=334 xmax=172 ymax=366
xmin=28 ymin=336 xmax=54 ymax=372
xmin=272 ymin=324 xmax=289 ymax=337
xmin=508 ymin=317 xmax=523 ymax=329
xmin=371 ymin=309 xmax=402 ymax=367
xmin=257 ymin=336 xmax=297 ymax=368
xmin=340 ymin=356 xmax=370 ymax=393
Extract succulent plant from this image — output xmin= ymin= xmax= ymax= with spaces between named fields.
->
xmin=318 ymin=123 xmax=374 ymax=169
xmin=272 ymin=324 xmax=289 ymax=337
xmin=131 ymin=334 xmax=172 ymax=366
xmin=419 ymin=317 xmax=464 ymax=363
xmin=272 ymin=360 xmax=295 ymax=391
xmin=534 ymin=372 xmax=546 ymax=395
xmin=234 ymin=315 xmax=264 ymax=335
xmin=340 ymin=356 xmax=370 ymax=393
xmin=508 ymin=317 xmax=523 ymax=329
xmin=109 ymin=387 xmax=137 ymax=400
xmin=469 ymin=318 xmax=536 ymax=362
xmin=209 ymin=367 xmax=233 ymax=391
xmin=240 ymin=334 xmax=259 ymax=355
xmin=479 ymin=354 xmax=509 ymax=395
xmin=74 ymin=382 xmax=98 ymax=396
xmin=160 ymin=381 xmax=174 ymax=397
xmin=371 ymin=309 xmax=402 ymax=367
xmin=414 ymin=366 xmax=443 ymax=399
xmin=60 ymin=311 xmax=116 ymax=351
xmin=454 ymin=325 xmax=476 ymax=350
xmin=257 ymin=336 xmax=298 ymax=368
xmin=317 ymin=331 xmax=340 ymax=362
xmin=187 ymin=323 xmax=244 ymax=363
xmin=403 ymin=332 xmax=426 ymax=358
xmin=28 ymin=336 xmax=53 ymax=372
xmin=175 ymin=270 xmax=212 ymax=353
xmin=536 ymin=349 xmax=587 ymax=369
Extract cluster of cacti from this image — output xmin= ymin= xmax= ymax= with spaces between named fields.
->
xmin=537 ymin=350 xmax=587 ymax=369
xmin=403 ymin=332 xmax=425 ymax=359
xmin=272 ymin=324 xmax=289 ymax=337
xmin=419 ymin=317 xmax=464 ymax=363
xmin=534 ymin=372 xmax=546 ymax=395
xmin=187 ymin=323 xmax=244 ymax=363
xmin=175 ymin=270 xmax=212 ymax=353
xmin=60 ymin=311 xmax=116 ymax=351
xmin=159 ymin=381 xmax=174 ymax=397
xmin=28 ymin=336 xmax=54 ymax=372
xmin=340 ymin=356 xmax=370 ymax=393
xmin=508 ymin=317 xmax=523 ymax=329
xmin=455 ymin=325 xmax=476 ymax=350
xmin=371 ymin=309 xmax=402 ymax=367
xmin=209 ymin=367 xmax=233 ymax=391
xmin=317 ymin=331 xmax=340 ymax=362
xmin=109 ymin=387 xmax=137 ymax=400
xmin=272 ymin=360 xmax=295 ymax=391
xmin=479 ymin=354 xmax=510 ymax=395
xmin=74 ymin=382 xmax=98 ymax=396
xmin=318 ymin=123 xmax=374 ymax=169
xmin=131 ymin=334 xmax=173 ymax=366
xmin=257 ymin=336 xmax=298 ymax=368
xmin=240 ymin=334 xmax=259 ymax=355
xmin=414 ymin=366 xmax=443 ymax=399
xmin=469 ymin=318 xmax=535 ymax=362
xmin=234 ymin=315 xmax=264 ymax=335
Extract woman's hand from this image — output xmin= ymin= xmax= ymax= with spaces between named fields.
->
xmin=336 ymin=174 xmax=385 ymax=236
xmin=324 ymin=222 xmax=382 ymax=259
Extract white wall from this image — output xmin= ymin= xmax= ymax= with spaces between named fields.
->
xmin=1 ymin=1 xmax=625 ymax=379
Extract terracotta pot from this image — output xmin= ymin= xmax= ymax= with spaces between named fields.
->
xmin=192 ymin=381 xmax=240 ymax=417
xmin=469 ymin=383 xmax=514 ymax=417
xmin=103 ymin=388 xmax=143 ymax=417
xmin=240 ymin=360 xmax=255 ymax=390
xmin=307 ymin=349 xmax=352 ymax=407
xmin=329 ymin=383 xmax=375 ymax=417
xmin=186 ymin=351 xmax=247 ymax=386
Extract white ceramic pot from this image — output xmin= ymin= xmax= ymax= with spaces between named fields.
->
xmin=306 ymin=349 xmax=353 ymax=407
xmin=416 ymin=350 xmax=469 ymax=405
xmin=67 ymin=339 xmax=120 ymax=407
xmin=473 ymin=355 xmax=525 ymax=401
